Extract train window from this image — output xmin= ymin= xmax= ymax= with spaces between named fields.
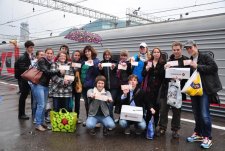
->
xmin=6 ymin=56 xmax=11 ymax=68
xmin=112 ymin=53 xmax=120 ymax=61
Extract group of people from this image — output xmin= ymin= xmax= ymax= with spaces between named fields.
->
xmin=14 ymin=40 xmax=222 ymax=149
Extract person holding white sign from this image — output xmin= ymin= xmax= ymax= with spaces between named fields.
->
xmin=98 ymin=49 xmax=119 ymax=120
xmin=86 ymin=75 xmax=115 ymax=136
xmin=49 ymin=51 xmax=74 ymax=112
xmin=131 ymin=42 xmax=151 ymax=84
xmin=142 ymin=47 xmax=165 ymax=131
xmin=157 ymin=41 xmax=189 ymax=139
xmin=119 ymin=74 xmax=152 ymax=135
xmin=81 ymin=45 xmax=100 ymax=123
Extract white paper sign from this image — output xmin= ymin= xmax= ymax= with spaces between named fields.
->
xmin=121 ymin=85 xmax=132 ymax=90
xmin=183 ymin=60 xmax=192 ymax=66
xmin=71 ymin=62 xmax=81 ymax=68
xmin=101 ymin=63 xmax=112 ymax=67
xmin=95 ymin=94 xmax=109 ymax=102
xmin=131 ymin=61 xmax=138 ymax=66
xmin=58 ymin=65 xmax=70 ymax=70
xmin=147 ymin=61 xmax=152 ymax=67
xmin=118 ymin=64 xmax=127 ymax=70
xmin=167 ymin=61 xmax=179 ymax=67
xmin=85 ymin=60 xmax=94 ymax=66
xmin=64 ymin=75 xmax=75 ymax=81
xmin=166 ymin=68 xmax=190 ymax=79
xmin=120 ymin=105 xmax=143 ymax=122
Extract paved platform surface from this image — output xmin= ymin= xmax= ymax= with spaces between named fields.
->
xmin=0 ymin=81 xmax=225 ymax=151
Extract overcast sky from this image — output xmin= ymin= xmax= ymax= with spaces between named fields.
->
xmin=0 ymin=0 xmax=225 ymax=42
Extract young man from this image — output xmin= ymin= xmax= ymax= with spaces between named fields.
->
xmin=157 ymin=41 xmax=189 ymax=138
xmin=86 ymin=75 xmax=116 ymax=136
xmin=184 ymin=40 xmax=222 ymax=149
xmin=119 ymin=74 xmax=154 ymax=135
xmin=15 ymin=40 xmax=35 ymax=120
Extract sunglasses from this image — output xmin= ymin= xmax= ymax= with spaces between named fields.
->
xmin=140 ymin=46 xmax=145 ymax=49
xmin=185 ymin=46 xmax=192 ymax=49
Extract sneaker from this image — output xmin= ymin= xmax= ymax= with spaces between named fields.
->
xmin=89 ymin=129 xmax=96 ymax=136
xmin=33 ymin=118 xmax=36 ymax=124
xmin=172 ymin=131 xmax=180 ymax=139
xmin=201 ymin=137 xmax=212 ymax=149
xmin=155 ymin=128 xmax=166 ymax=137
xmin=45 ymin=117 xmax=51 ymax=123
xmin=42 ymin=124 xmax=52 ymax=130
xmin=103 ymin=127 xmax=108 ymax=136
xmin=187 ymin=132 xmax=203 ymax=142
xmin=77 ymin=119 xmax=82 ymax=124
xmin=82 ymin=122 xmax=86 ymax=127
xmin=35 ymin=125 xmax=46 ymax=132
xmin=124 ymin=127 xmax=131 ymax=135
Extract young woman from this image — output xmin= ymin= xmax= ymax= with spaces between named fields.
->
xmin=98 ymin=49 xmax=119 ymax=119
xmin=50 ymin=51 xmax=74 ymax=112
xmin=71 ymin=50 xmax=83 ymax=124
xmin=81 ymin=45 xmax=100 ymax=120
xmin=142 ymin=47 xmax=166 ymax=129
xmin=86 ymin=75 xmax=116 ymax=136
xmin=33 ymin=48 xmax=60 ymax=131
xmin=131 ymin=42 xmax=151 ymax=84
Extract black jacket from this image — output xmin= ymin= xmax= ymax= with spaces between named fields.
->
xmin=14 ymin=52 xmax=31 ymax=79
xmin=99 ymin=59 xmax=119 ymax=89
xmin=37 ymin=57 xmax=60 ymax=87
xmin=120 ymin=86 xmax=150 ymax=110
xmin=193 ymin=51 xmax=222 ymax=95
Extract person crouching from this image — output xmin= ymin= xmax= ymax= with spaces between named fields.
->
xmin=86 ymin=75 xmax=116 ymax=136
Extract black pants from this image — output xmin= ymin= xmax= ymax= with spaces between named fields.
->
xmin=74 ymin=92 xmax=81 ymax=117
xmin=146 ymin=104 xmax=160 ymax=128
xmin=158 ymin=98 xmax=181 ymax=131
xmin=18 ymin=79 xmax=31 ymax=117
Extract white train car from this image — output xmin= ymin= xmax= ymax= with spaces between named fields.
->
xmin=0 ymin=13 xmax=225 ymax=105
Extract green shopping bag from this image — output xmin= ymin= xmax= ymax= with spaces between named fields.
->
xmin=50 ymin=108 xmax=77 ymax=133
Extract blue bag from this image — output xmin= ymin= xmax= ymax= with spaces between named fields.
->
xmin=146 ymin=116 xmax=154 ymax=140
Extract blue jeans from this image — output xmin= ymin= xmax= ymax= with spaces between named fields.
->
xmin=53 ymin=97 xmax=71 ymax=112
xmin=29 ymin=83 xmax=37 ymax=118
xmin=33 ymin=84 xmax=49 ymax=126
xmin=86 ymin=116 xmax=116 ymax=129
xmin=191 ymin=90 xmax=212 ymax=138
xmin=119 ymin=118 xmax=146 ymax=130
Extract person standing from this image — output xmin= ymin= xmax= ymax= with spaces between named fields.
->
xmin=81 ymin=45 xmax=100 ymax=121
xmin=184 ymin=40 xmax=222 ymax=149
xmin=131 ymin=42 xmax=151 ymax=84
xmin=33 ymin=48 xmax=60 ymax=131
xmin=157 ymin=41 xmax=189 ymax=138
xmin=16 ymin=40 xmax=35 ymax=120
xmin=142 ymin=47 xmax=165 ymax=129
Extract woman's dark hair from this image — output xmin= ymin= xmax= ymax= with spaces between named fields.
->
xmin=82 ymin=45 xmax=97 ymax=60
xmin=103 ymin=49 xmax=112 ymax=60
xmin=45 ymin=48 xmax=54 ymax=54
xmin=71 ymin=50 xmax=82 ymax=62
xmin=151 ymin=47 xmax=164 ymax=63
xmin=60 ymin=44 xmax=69 ymax=54
xmin=94 ymin=75 xmax=106 ymax=87
xmin=56 ymin=51 xmax=69 ymax=63
xmin=24 ymin=40 xmax=34 ymax=48
xmin=36 ymin=50 xmax=44 ymax=57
